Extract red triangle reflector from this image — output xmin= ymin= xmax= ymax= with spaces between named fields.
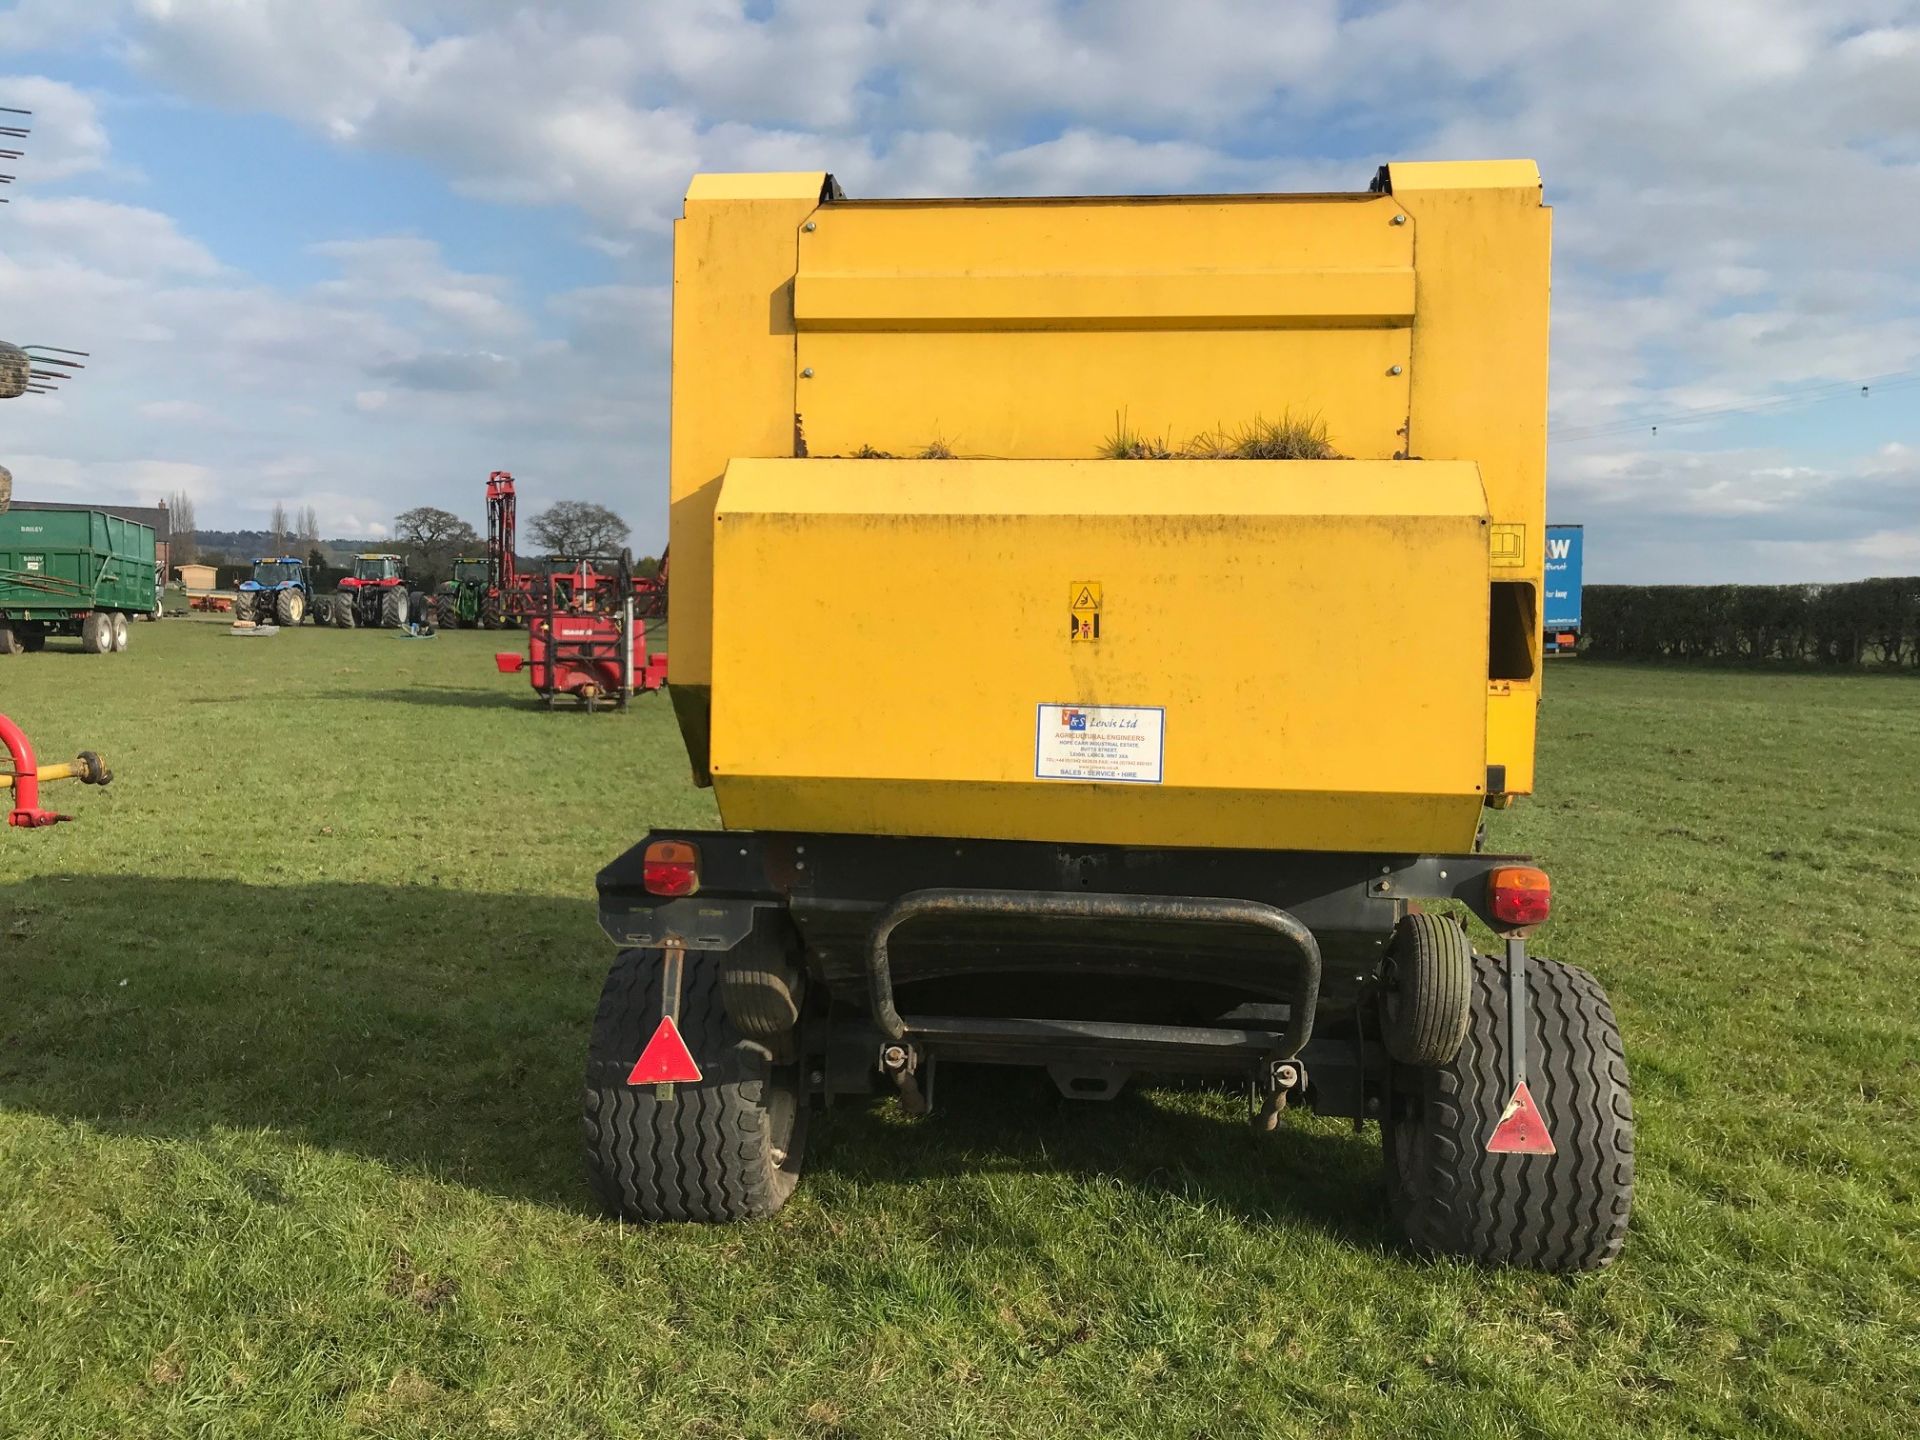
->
xmin=1485 ymin=1080 xmax=1555 ymax=1154
xmin=626 ymin=1016 xmax=703 ymax=1085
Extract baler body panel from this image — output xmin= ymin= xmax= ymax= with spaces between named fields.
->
xmin=792 ymin=195 xmax=1414 ymax=462
xmin=711 ymin=459 xmax=1490 ymax=852
xmin=670 ymin=165 xmax=1551 ymax=852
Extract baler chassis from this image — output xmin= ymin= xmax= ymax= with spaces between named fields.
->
xmin=583 ymin=830 xmax=1634 ymax=1272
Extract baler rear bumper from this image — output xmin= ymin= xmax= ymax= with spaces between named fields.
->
xmin=865 ymin=887 xmax=1321 ymax=1060
xmin=597 ymin=829 xmax=1532 ymax=1098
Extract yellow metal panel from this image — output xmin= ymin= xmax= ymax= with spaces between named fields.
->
xmin=794 ymin=268 xmax=1415 ymax=330
xmin=1385 ymin=159 xmax=1541 ymax=192
xmin=668 ymin=162 xmax=1553 ymax=840
xmin=798 ymin=329 xmax=1410 ymax=460
xmin=684 ymin=172 xmax=835 ymax=202
xmin=792 ymin=193 xmax=1414 ymax=462
xmin=709 ymin=458 xmax=1491 ymax=853
xmin=667 ymin=172 xmax=829 ymax=781
xmin=1386 ymin=161 xmax=1550 ymax=793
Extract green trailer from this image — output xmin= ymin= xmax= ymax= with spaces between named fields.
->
xmin=0 ymin=507 xmax=158 ymax=655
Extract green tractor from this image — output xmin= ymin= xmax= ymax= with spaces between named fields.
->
xmin=433 ymin=557 xmax=492 ymax=629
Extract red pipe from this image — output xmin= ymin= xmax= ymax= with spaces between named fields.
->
xmin=0 ymin=712 xmax=66 ymax=826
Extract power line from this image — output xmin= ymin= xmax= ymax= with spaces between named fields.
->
xmin=1551 ymin=368 xmax=1920 ymax=446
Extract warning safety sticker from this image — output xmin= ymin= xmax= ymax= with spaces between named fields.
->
xmin=1035 ymin=704 xmax=1164 ymax=784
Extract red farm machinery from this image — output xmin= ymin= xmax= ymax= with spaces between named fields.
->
xmin=495 ymin=551 xmax=667 ymax=710
xmin=328 ymin=552 xmax=418 ymax=629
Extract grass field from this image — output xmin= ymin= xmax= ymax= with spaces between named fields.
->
xmin=2 ymin=616 xmax=1917 ymax=1438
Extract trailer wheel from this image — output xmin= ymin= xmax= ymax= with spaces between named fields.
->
xmin=582 ymin=948 xmax=806 ymax=1223
xmin=276 ymin=588 xmax=305 ymax=627
xmin=720 ymin=948 xmax=803 ymax=1040
xmin=110 ymin=612 xmax=130 ymax=652
xmin=0 ymin=623 xmax=21 ymax=656
xmin=81 ymin=612 xmax=113 ymax=654
xmin=1380 ymin=912 xmax=1472 ymax=1067
xmin=1383 ymin=953 xmax=1634 ymax=1272
xmin=380 ymin=589 xmax=407 ymax=629
xmin=334 ymin=595 xmax=356 ymax=629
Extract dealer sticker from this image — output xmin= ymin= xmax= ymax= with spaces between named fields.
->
xmin=1035 ymin=704 xmax=1164 ymax=784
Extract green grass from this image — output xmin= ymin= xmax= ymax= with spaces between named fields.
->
xmin=3 ymin=623 xmax=1918 ymax=1437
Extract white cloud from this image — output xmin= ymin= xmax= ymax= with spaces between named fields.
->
xmin=3 ymin=2 xmax=1917 ymax=577
xmin=0 ymin=75 xmax=111 ymax=180
xmin=9 ymin=195 xmax=219 ymax=276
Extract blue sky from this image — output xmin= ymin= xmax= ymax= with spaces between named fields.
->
xmin=2 ymin=0 xmax=1917 ymax=580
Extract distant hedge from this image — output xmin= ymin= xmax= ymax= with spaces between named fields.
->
xmin=1584 ymin=579 xmax=1920 ymax=667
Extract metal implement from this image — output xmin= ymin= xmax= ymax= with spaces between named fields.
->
xmin=0 ymin=713 xmax=110 ymax=827
xmin=864 ymin=888 xmax=1321 ymax=1057
xmin=569 ymin=163 xmax=1626 ymax=1267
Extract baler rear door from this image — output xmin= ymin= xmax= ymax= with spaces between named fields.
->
xmin=709 ymin=457 xmax=1492 ymax=855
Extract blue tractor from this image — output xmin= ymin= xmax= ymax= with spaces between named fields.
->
xmin=234 ymin=556 xmax=314 ymax=627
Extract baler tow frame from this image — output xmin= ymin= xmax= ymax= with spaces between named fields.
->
xmin=0 ymin=711 xmax=111 ymax=827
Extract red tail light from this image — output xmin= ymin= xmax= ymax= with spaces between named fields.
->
xmin=642 ymin=840 xmax=700 ymax=897
xmin=1488 ymin=866 xmax=1551 ymax=926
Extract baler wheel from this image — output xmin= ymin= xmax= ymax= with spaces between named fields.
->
xmin=1380 ymin=912 xmax=1472 ymax=1067
xmin=1383 ymin=953 xmax=1634 ymax=1272
xmin=582 ymin=948 xmax=806 ymax=1223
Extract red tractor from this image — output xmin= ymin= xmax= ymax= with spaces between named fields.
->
xmin=330 ymin=553 xmax=417 ymax=629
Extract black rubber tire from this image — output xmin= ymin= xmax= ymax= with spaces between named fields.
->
xmin=480 ymin=592 xmax=503 ymax=630
xmin=334 ymin=594 xmax=356 ymax=629
xmin=1381 ymin=913 xmax=1473 ymax=1067
xmin=0 ymin=623 xmax=21 ymax=656
xmin=234 ymin=591 xmax=256 ymax=625
xmin=435 ymin=594 xmax=458 ymax=630
xmin=276 ymin=588 xmax=304 ymax=627
xmin=720 ymin=948 xmax=803 ymax=1041
xmin=380 ymin=589 xmax=407 ymax=629
xmin=81 ymin=612 xmax=113 ymax=654
xmin=582 ymin=949 xmax=806 ymax=1223
xmin=110 ymin=612 xmax=130 ymax=651
xmin=1384 ymin=953 xmax=1634 ymax=1272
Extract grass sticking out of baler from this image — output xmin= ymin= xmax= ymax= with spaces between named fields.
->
xmin=1100 ymin=408 xmax=1342 ymax=461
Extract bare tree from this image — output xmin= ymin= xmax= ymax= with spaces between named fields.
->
xmin=296 ymin=504 xmax=320 ymax=545
xmin=168 ymin=490 xmax=197 ymax=565
xmin=269 ymin=501 xmax=290 ymax=554
xmin=529 ymin=500 xmax=630 ymax=556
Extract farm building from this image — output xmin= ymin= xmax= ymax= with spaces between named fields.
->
xmin=175 ymin=562 xmax=217 ymax=593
